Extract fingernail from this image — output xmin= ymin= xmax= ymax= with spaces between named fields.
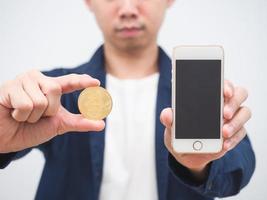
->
xmin=94 ymin=79 xmax=101 ymax=85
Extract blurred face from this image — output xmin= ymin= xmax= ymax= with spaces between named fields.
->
xmin=86 ymin=0 xmax=174 ymax=51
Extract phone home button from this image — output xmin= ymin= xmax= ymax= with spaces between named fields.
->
xmin=193 ymin=141 xmax=203 ymax=151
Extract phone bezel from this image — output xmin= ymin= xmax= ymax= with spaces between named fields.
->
xmin=171 ymin=45 xmax=224 ymax=153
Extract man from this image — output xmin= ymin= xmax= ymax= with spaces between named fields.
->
xmin=0 ymin=0 xmax=255 ymax=199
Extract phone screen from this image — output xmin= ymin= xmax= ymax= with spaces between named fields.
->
xmin=175 ymin=60 xmax=221 ymax=139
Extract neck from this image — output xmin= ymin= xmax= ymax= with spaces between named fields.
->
xmin=104 ymin=42 xmax=159 ymax=79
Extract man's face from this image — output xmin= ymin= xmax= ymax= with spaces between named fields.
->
xmin=86 ymin=0 xmax=174 ymax=51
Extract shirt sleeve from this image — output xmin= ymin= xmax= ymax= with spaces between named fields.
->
xmin=168 ymin=135 xmax=256 ymax=198
xmin=0 ymin=149 xmax=32 ymax=169
xmin=0 ymin=152 xmax=17 ymax=169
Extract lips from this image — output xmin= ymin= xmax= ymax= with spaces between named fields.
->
xmin=116 ymin=25 xmax=144 ymax=38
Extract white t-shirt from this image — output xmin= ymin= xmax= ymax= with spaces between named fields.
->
xmin=99 ymin=73 xmax=160 ymax=200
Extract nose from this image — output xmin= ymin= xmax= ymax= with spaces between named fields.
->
xmin=118 ymin=0 xmax=139 ymax=20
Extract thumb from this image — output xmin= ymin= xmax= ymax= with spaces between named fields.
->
xmin=160 ymin=107 xmax=173 ymax=129
xmin=56 ymin=106 xmax=105 ymax=134
xmin=53 ymin=74 xmax=100 ymax=94
xmin=160 ymin=108 xmax=174 ymax=153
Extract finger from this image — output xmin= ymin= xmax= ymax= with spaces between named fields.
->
xmin=223 ymin=127 xmax=247 ymax=151
xmin=224 ymin=80 xmax=234 ymax=101
xmin=224 ymin=86 xmax=248 ymax=120
xmin=22 ymin=78 xmax=48 ymax=123
xmin=164 ymin=128 xmax=173 ymax=154
xmin=160 ymin=108 xmax=173 ymax=129
xmin=53 ymin=74 xmax=100 ymax=94
xmin=62 ymin=115 xmax=105 ymax=133
xmin=38 ymin=77 xmax=62 ymax=116
xmin=223 ymin=106 xmax=251 ymax=138
xmin=57 ymin=107 xmax=105 ymax=134
xmin=161 ymin=108 xmax=176 ymax=155
xmin=9 ymin=85 xmax=33 ymax=122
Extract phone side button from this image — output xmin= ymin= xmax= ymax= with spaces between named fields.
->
xmin=193 ymin=141 xmax=203 ymax=151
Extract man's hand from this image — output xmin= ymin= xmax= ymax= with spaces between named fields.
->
xmin=160 ymin=80 xmax=251 ymax=180
xmin=0 ymin=70 xmax=105 ymax=153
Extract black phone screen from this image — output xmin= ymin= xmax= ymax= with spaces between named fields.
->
xmin=175 ymin=60 xmax=222 ymax=139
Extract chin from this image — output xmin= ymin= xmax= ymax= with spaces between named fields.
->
xmin=113 ymin=38 xmax=151 ymax=52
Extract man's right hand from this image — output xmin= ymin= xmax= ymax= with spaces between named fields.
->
xmin=0 ymin=70 xmax=105 ymax=153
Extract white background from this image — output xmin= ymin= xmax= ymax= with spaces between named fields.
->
xmin=0 ymin=0 xmax=266 ymax=199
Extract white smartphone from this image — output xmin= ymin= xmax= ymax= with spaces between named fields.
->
xmin=172 ymin=46 xmax=224 ymax=153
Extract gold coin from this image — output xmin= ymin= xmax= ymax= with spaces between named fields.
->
xmin=78 ymin=86 xmax=112 ymax=120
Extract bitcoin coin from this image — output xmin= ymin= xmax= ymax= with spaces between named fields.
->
xmin=78 ymin=86 xmax=112 ymax=120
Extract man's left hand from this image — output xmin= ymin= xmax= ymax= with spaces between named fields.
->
xmin=160 ymin=80 xmax=252 ymax=180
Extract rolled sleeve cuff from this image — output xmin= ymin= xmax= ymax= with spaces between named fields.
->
xmin=0 ymin=152 xmax=17 ymax=169
xmin=168 ymin=153 xmax=224 ymax=196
